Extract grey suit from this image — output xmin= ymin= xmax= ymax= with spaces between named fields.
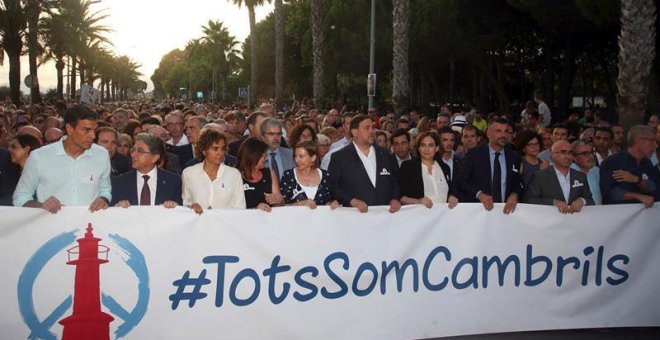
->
xmin=266 ymin=147 xmax=294 ymax=181
xmin=524 ymin=166 xmax=594 ymax=205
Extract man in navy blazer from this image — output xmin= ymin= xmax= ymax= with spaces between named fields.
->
xmin=329 ymin=114 xmax=401 ymax=213
xmin=454 ymin=118 xmax=523 ymax=213
xmin=111 ymin=133 xmax=182 ymax=207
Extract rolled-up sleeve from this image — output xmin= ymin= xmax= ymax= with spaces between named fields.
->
xmin=13 ymin=153 xmax=39 ymax=207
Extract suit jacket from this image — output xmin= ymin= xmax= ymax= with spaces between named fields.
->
xmin=111 ymin=153 xmax=132 ymax=177
xmin=398 ymin=157 xmax=454 ymax=200
xmin=111 ymin=168 xmax=182 ymax=206
xmin=229 ymin=135 xmax=290 ymax=158
xmin=454 ymin=143 xmax=524 ymax=202
xmin=171 ymin=143 xmax=194 ymax=166
xmin=524 ymin=166 xmax=594 ymax=205
xmin=329 ymin=143 xmax=400 ymax=206
xmin=0 ymin=148 xmax=19 ymax=206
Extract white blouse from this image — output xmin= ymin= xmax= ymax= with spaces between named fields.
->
xmin=182 ymin=162 xmax=246 ymax=209
xmin=421 ymin=161 xmax=449 ymax=203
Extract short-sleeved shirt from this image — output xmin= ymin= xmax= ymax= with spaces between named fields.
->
xmin=599 ymin=150 xmax=658 ymax=204
xmin=13 ymin=139 xmax=112 ymax=207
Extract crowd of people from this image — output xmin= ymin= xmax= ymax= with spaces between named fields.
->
xmin=0 ymin=97 xmax=658 ymax=215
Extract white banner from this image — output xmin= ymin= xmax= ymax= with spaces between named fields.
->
xmin=0 ymin=204 xmax=659 ymax=339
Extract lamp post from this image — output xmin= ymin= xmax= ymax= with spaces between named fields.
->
xmin=368 ymin=0 xmax=376 ymax=109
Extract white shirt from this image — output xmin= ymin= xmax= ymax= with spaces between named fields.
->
xmin=595 ymin=150 xmax=612 ymax=166
xmin=354 ymin=142 xmax=377 ymax=187
xmin=136 ymin=167 xmax=158 ymax=205
xmin=166 ymin=134 xmax=189 ymax=146
xmin=422 ymin=162 xmax=449 ymax=203
xmin=441 ymin=152 xmax=455 ymax=179
xmin=182 ymin=162 xmax=246 ymax=209
xmin=396 ymin=154 xmax=411 ymax=167
xmin=538 ymin=101 xmax=551 ymax=127
xmin=553 ymin=166 xmax=571 ymax=202
xmin=295 ymin=168 xmax=321 ymax=200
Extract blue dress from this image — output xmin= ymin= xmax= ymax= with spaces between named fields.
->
xmin=281 ymin=168 xmax=333 ymax=205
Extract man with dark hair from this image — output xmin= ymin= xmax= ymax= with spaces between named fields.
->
xmin=13 ymin=104 xmax=112 ymax=213
xmin=111 ymin=133 xmax=182 ymax=208
xmin=538 ymin=124 xmax=569 ymax=163
xmin=460 ymin=125 xmax=481 ymax=156
xmin=611 ymin=124 xmax=625 ymax=154
xmin=454 ymin=118 xmax=523 ymax=213
xmin=391 ymin=128 xmax=412 ymax=167
xmin=593 ymin=126 xmax=614 ymax=166
xmin=228 ymin=111 xmax=268 ymax=157
xmin=329 ymin=114 xmax=400 ymax=213
xmin=438 ymin=127 xmax=459 ymax=179
xmin=172 ymin=115 xmax=207 ymax=166
xmin=95 ymin=126 xmax=131 ymax=176
xmin=260 ymin=117 xmax=294 ymax=180
xmin=600 ymin=125 xmax=658 ymax=207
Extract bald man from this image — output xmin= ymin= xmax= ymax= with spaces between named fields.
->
xmin=524 ymin=140 xmax=594 ymax=213
xmin=44 ymin=127 xmax=64 ymax=144
xmin=17 ymin=125 xmax=43 ymax=143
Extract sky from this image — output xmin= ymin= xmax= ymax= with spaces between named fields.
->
xmin=0 ymin=0 xmax=274 ymax=93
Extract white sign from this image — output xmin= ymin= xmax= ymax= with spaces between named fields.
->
xmin=81 ymin=84 xmax=100 ymax=104
xmin=0 ymin=204 xmax=659 ymax=339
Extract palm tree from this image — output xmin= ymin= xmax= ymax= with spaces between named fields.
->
xmin=311 ymin=0 xmax=324 ymax=109
xmin=201 ymin=20 xmax=239 ymax=103
xmin=42 ymin=9 xmax=68 ymax=99
xmin=616 ymin=0 xmax=656 ymax=128
xmin=274 ymin=0 xmax=283 ymax=109
xmin=0 ymin=0 xmax=27 ymax=105
xmin=392 ymin=0 xmax=410 ymax=114
xmin=24 ymin=0 xmax=45 ymax=103
xmin=232 ymin=0 xmax=269 ymax=106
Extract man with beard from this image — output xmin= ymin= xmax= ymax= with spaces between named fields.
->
xmin=454 ymin=118 xmax=523 ymax=213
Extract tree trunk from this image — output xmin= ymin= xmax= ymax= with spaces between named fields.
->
xmin=56 ymin=59 xmax=65 ymax=99
xmin=311 ymin=0 xmax=325 ymax=109
xmin=248 ymin=5 xmax=258 ymax=106
xmin=26 ymin=0 xmax=42 ymax=104
xmin=274 ymin=0 xmax=284 ymax=110
xmin=557 ymin=39 xmax=576 ymax=123
xmin=392 ymin=0 xmax=410 ymax=115
xmin=7 ymin=48 xmax=22 ymax=106
xmin=71 ymin=59 xmax=77 ymax=100
xmin=617 ymin=0 xmax=656 ymax=129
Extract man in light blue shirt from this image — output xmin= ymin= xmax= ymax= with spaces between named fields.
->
xmin=571 ymin=140 xmax=602 ymax=205
xmin=13 ymin=104 xmax=112 ymax=213
xmin=260 ymin=118 xmax=294 ymax=181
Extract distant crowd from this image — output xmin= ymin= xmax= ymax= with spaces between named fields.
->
xmin=0 ymin=93 xmax=658 ymax=215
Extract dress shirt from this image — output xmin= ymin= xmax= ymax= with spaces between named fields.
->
xmin=166 ymin=134 xmax=189 ymax=146
xmin=553 ymin=166 xmax=571 ymax=202
xmin=441 ymin=152 xmax=455 ymax=179
xmin=13 ymin=139 xmax=112 ymax=207
xmin=422 ymin=162 xmax=449 ymax=203
xmin=136 ymin=167 xmax=158 ymax=205
xmin=595 ymin=150 xmax=612 ymax=166
xmin=487 ymin=145 xmax=507 ymax=200
xmin=396 ymin=154 xmax=412 ymax=167
xmin=182 ymin=162 xmax=246 ymax=209
xmin=354 ymin=142 xmax=377 ymax=187
xmin=321 ymin=137 xmax=350 ymax=170
xmin=571 ymin=163 xmax=602 ymax=205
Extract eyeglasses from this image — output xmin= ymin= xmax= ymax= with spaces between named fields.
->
xmin=264 ymin=132 xmax=283 ymax=137
xmin=638 ymin=137 xmax=657 ymax=143
xmin=552 ymin=150 xmax=572 ymax=155
xmin=526 ymin=142 xmax=540 ymax=147
xmin=33 ymin=119 xmax=45 ymax=124
xmin=130 ymin=147 xmax=153 ymax=155
xmin=573 ymin=151 xmax=593 ymax=157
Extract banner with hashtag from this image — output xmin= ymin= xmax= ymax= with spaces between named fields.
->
xmin=0 ymin=203 xmax=659 ymax=339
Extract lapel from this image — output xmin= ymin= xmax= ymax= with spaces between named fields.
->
xmin=548 ymin=167 xmax=566 ymax=202
xmin=349 ymin=144 xmax=376 ymax=189
xmin=127 ymin=171 xmax=139 ymax=205
xmin=154 ymin=168 xmax=167 ymax=204
xmin=567 ymin=169 xmax=584 ymax=203
xmin=480 ymin=145 xmax=493 ymax=191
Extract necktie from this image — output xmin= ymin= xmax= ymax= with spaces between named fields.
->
xmin=492 ymin=152 xmax=502 ymax=203
xmin=269 ymin=152 xmax=280 ymax=179
xmin=140 ymin=175 xmax=151 ymax=206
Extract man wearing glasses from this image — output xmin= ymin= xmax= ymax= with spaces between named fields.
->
xmin=525 ymin=140 xmax=594 ymax=213
xmin=570 ymin=140 xmax=602 ymax=205
xmin=165 ymin=110 xmax=189 ymax=147
xmin=260 ymin=117 xmax=293 ymax=181
xmin=600 ymin=125 xmax=659 ymax=207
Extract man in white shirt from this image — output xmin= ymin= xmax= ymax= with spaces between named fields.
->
xmin=165 ymin=110 xmax=189 ymax=146
xmin=391 ymin=129 xmax=412 ymax=167
xmin=260 ymin=118 xmax=294 ymax=180
xmin=329 ymin=114 xmax=400 ymax=213
xmin=438 ymin=127 xmax=458 ymax=179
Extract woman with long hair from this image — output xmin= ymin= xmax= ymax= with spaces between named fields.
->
xmin=235 ymin=137 xmax=283 ymax=211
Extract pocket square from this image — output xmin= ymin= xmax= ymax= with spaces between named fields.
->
xmin=379 ymin=168 xmax=391 ymax=176
xmin=572 ymin=180 xmax=583 ymax=188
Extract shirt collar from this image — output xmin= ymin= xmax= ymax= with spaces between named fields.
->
xmin=55 ymin=136 xmax=96 ymax=158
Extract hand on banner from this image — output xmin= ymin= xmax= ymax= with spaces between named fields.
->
xmin=448 ymin=195 xmax=459 ymax=209
xmin=419 ymin=197 xmax=433 ymax=209
xmin=190 ymin=203 xmax=204 ymax=215
xmin=41 ymin=196 xmax=63 ymax=214
xmin=569 ymin=199 xmax=585 ymax=213
xmin=89 ymin=197 xmax=109 ymax=212
xmin=350 ymin=198 xmax=368 ymax=213
xmin=553 ymin=199 xmax=570 ymax=214
xmin=115 ymin=200 xmax=131 ymax=208
xmin=478 ymin=192 xmax=494 ymax=211
xmin=503 ymin=194 xmax=517 ymax=214
xmin=163 ymin=201 xmax=178 ymax=209
xmin=389 ymin=199 xmax=401 ymax=213
xmin=256 ymin=203 xmax=272 ymax=212
xmin=328 ymin=200 xmax=341 ymax=210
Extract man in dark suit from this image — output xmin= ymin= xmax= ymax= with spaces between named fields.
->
xmin=454 ymin=118 xmax=523 ymax=214
xmin=525 ymin=140 xmax=594 ymax=213
xmin=111 ymin=133 xmax=182 ymax=208
xmin=329 ymin=114 xmax=400 ymax=213
xmin=0 ymin=148 xmax=19 ymax=206
xmin=95 ymin=127 xmax=131 ymax=176
xmin=171 ymin=115 xmax=206 ymax=166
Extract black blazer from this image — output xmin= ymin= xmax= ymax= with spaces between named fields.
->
xmin=524 ymin=166 xmax=594 ymax=205
xmin=0 ymin=148 xmax=19 ymax=206
xmin=328 ymin=143 xmax=400 ymax=206
xmin=454 ymin=143 xmax=524 ymax=202
xmin=111 ymin=168 xmax=182 ymax=206
xmin=171 ymin=143 xmax=194 ymax=166
xmin=398 ymin=157 xmax=454 ymax=200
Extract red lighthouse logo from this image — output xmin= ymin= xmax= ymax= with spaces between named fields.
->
xmin=59 ymin=223 xmax=114 ymax=340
